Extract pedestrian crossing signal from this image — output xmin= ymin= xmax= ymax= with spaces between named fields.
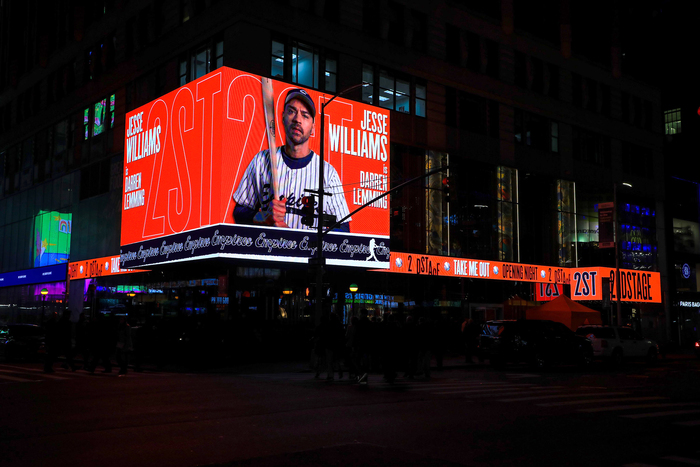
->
xmin=442 ymin=177 xmax=450 ymax=203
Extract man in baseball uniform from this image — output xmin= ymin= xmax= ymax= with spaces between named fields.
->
xmin=233 ymin=88 xmax=351 ymax=231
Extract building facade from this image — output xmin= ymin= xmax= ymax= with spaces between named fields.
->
xmin=0 ymin=1 xmax=670 ymax=344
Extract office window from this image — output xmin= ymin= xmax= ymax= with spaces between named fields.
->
xmin=362 ymin=64 xmax=374 ymax=103
xmin=514 ymin=110 xmax=557 ymax=152
xmin=415 ymin=82 xmax=426 ymax=118
xmin=181 ymin=0 xmax=207 ymax=23
xmin=271 ymin=40 xmax=285 ymax=79
xmin=362 ymin=64 xmax=424 ymax=117
xmin=551 ymin=122 xmax=559 ymax=153
xmin=292 ymin=41 xmax=320 ymax=89
xmin=271 ymin=38 xmax=337 ymax=93
xmin=665 ymin=108 xmax=681 ymax=135
xmin=556 ymin=180 xmax=576 ymax=267
xmin=93 ymin=98 xmax=107 ymax=137
xmin=572 ymin=127 xmax=611 ymax=167
xmin=324 ymin=57 xmax=337 ymax=93
xmin=380 ymin=70 xmax=410 ymax=113
xmin=180 ymin=37 xmax=224 ymax=85
xmin=82 ymin=94 xmax=117 ymax=140
xmin=497 ymin=166 xmax=519 ymax=262
xmin=446 ymin=24 xmax=461 ymax=66
xmin=621 ymin=142 xmax=653 ymax=178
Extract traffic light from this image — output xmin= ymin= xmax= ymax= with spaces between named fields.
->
xmin=442 ymin=176 xmax=450 ymax=203
xmin=301 ymin=195 xmax=315 ymax=226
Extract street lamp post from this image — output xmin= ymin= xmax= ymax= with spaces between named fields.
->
xmin=40 ymin=288 xmax=49 ymax=327
xmin=313 ymin=82 xmax=367 ymax=325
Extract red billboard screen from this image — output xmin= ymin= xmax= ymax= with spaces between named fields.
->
xmin=120 ymin=68 xmax=390 ymax=268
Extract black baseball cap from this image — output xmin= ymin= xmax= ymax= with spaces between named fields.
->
xmin=285 ymin=89 xmax=316 ymax=119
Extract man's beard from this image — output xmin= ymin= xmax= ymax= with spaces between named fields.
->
xmin=286 ymin=126 xmax=310 ymax=146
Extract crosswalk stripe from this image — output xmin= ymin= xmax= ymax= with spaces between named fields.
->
xmin=0 ymin=365 xmax=84 ymax=380
xmin=404 ymin=381 xmax=516 ymax=388
xmin=433 ymin=385 xmax=547 ymax=395
xmin=501 ymin=392 xmax=628 ymax=403
xmin=579 ymin=403 xmax=700 ymax=413
xmin=0 ymin=373 xmax=38 ymax=382
xmin=0 ymin=364 xmax=44 ymax=372
xmin=622 ymin=409 xmax=700 ymax=419
xmin=464 ymin=387 xmax=565 ymax=397
xmin=412 ymin=383 xmax=535 ymax=392
xmin=0 ymin=364 xmax=167 ymax=380
xmin=660 ymin=456 xmax=700 ymax=465
xmin=675 ymin=420 xmax=700 ymax=427
xmin=538 ymin=396 xmax=666 ymax=407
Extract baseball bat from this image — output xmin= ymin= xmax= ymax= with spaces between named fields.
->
xmin=261 ymin=77 xmax=280 ymax=200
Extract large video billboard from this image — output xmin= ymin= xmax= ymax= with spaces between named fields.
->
xmin=34 ymin=210 xmax=72 ymax=267
xmin=120 ymin=67 xmax=390 ymax=269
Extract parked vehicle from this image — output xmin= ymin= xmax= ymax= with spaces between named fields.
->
xmin=478 ymin=319 xmax=593 ymax=369
xmin=0 ymin=324 xmax=46 ymax=361
xmin=575 ymin=325 xmax=659 ymax=365
xmin=694 ymin=340 xmax=699 ymax=358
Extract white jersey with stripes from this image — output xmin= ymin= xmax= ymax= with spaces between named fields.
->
xmin=233 ymin=148 xmax=351 ymax=230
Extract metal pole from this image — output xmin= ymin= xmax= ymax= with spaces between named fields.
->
xmin=315 ymin=100 xmax=326 ymax=326
xmin=614 ymin=183 xmax=622 ymax=326
xmin=314 ymin=83 xmax=366 ymax=325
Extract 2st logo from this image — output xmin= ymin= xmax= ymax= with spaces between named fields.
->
xmin=572 ymin=270 xmax=598 ymax=298
xmin=538 ymin=283 xmax=561 ymax=299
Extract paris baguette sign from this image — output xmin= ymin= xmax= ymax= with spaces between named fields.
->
xmin=120 ymin=67 xmax=390 ymax=269
xmin=381 ymin=252 xmax=661 ymax=303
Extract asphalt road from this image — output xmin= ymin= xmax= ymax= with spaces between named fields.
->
xmin=1 ymin=354 xmax=699 ymax=467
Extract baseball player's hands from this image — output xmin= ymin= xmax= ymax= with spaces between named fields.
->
xmin=270 ymin=197 xmax=289 ymax=228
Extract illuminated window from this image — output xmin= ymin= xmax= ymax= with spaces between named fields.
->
xmin=270 ymin=37 xmax=337 ymax=92
xmin=665 ymin=108 xmax=681 ymax=135
xmin=83 ymin=108 xmax=90 ymax=140
xmin=93 ymin=98 xmax=107 ymax=137
xmin=556 ymin=180 xmax=576 ymax=267
xmin=271 ymin=40 xmax=285 ymax=79
xmin=83 ymin=93 xmax=116 ymax=139
xmin=324 ymin=57 xmax=337 ymax=93
xmin=292 ymin=41 xmax=319 ymax=89
xmin=110 ymin=94 xmax=116 ymax=128
xmin=497 ymin=166 xmax=519 ymax=262
xmin=415 ymin=83 xmax=427 ymax=118
xmin=362 ymin=64 xmax=425 ymax=117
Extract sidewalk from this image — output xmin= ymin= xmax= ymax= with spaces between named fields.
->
xmin=59 ymin=348 xmax=697 ymax=375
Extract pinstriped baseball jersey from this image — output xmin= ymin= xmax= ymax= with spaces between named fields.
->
xmin=233 ymin=148 xmax=351 ymax=230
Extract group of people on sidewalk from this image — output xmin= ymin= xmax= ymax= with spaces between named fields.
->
xmin=43 ymin=310 xmax=134 ymax=376
xmin=312 ymin=309 xmax=482 ymax=384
